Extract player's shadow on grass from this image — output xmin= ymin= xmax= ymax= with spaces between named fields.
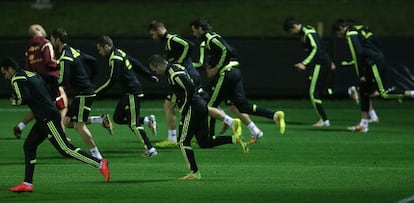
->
xmin=250 ymin=120 xmax=309 ymax=125
xmin=307 ymin=128 xmax=350 ymax=132
xmin=285 ymin=121 xmax=311 ymax=125
xmin=0 ymin=137 xmax=20 ymax=140
xmin=90 ymin=179 xmax=172 ymax=184
xmin=0 ymin=162 xmax=24 ymax=166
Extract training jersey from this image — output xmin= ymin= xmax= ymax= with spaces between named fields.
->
xmin=161 ymin=32 xmax=194 ymax=66
xmin=165 ymin=63 xmax=199 ymax=114
xmin=345 ymin=25 xmax=384 ymax=76
xmin=201 ymin=32 xmax=238 ymax=71
xmin=299 ymin=25 xmax=332 ymax=67
xmin=10 ymin=69 xmax=60 ymax=121
xmin=95 ymin=47 xmax=155 ymax=95
xmin=25 ymin=36 xmax=59 ymax=78
xmin=57 ymin=45 xmax=95 ymax=96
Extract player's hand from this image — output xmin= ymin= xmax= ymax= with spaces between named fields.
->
xmin=9 ymin=96 xmax=17 ymax=105
xmin=360 ymin=76 xmax=366 ymax=82
xmin=294 ymin=63 xmax=306 ymax=71
xmin=330 ymin=62 xmax=336 ymax=70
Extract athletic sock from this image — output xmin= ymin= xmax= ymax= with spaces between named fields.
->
xmin=168 ymin=130 xmax=177 ymax=142
xmin=143 ymin=116 xmax=149 ymax=125
xmin=369 ymin=109 xmax=378 ymax=121
xmin=90 ymin=147 xmax=103 ymax=160
xmin=247 ymin=122 xmax=261 ymax=135
xmin=88 ymin=116 xmax=103 ymax=124
xmin=360 ymin=119 xmax=369 ymax=127
xmin=18 ymin=122 xmax=26 ymax=131
xmin=223 ymin=115 xmax=233 ymax=126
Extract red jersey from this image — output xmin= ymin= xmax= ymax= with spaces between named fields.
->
xmin=25 ymin=36 xmax=59 ymax=78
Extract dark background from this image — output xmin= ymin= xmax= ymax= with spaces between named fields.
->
xmin=0 ymin=37 xmax=413 ymax=98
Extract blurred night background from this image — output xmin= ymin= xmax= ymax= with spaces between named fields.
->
xmin=0 ymin=0 xmax=413 ymax=98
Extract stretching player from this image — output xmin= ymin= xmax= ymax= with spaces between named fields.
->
xmin=149 ymin=54 xmax=248 ymax=180
xmin=96 ymin=36 xmax=158 ymax=157
xmin=1 ymin=58 xmax=110 ymax=193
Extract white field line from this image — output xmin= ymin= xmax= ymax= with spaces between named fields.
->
xmin=397 ymin=195 xmax=414 ymax=203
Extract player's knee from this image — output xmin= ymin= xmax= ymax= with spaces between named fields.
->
xmin=73 ymin=122 xmax=85 ymax=131
xmin=58 ymin=147 xmax=73 ymax=158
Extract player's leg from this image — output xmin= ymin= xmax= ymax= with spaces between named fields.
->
xmin=164 ymin=98 xmax=177 ymax=142
xmin=348 ymin=74 xmax=371 ymax=133
xmin=227 ymin=68 xmax=285 ymax=134
xmin=9 ymin=121 xmax=47 ymax=192
xmin=127 ymin=94 xmax=157 ymax=157
xmin=227 ymin=104 xmax=263 ymax=142
xmin=178 ymin=108 xmax=201 ymax=180
xmin=309 ymin=64 xmax=330 ymax=127
xmin=43 ymin=119 xmax=110 ymax=182
xmin=71 ymin=96 xmax=103 ymax=159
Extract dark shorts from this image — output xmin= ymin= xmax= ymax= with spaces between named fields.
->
xmin=66 ymin=95 xmax=94 ymax=122
xmin=207 ymin=68 xmax=247 ymax=108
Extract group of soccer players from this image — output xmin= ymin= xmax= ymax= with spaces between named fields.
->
xmin=2 ymin=17 xmax=413 ymax=192
xmin=283 ymin=17 xmax=414 ymax=133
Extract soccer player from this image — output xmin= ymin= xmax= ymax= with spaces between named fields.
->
xmin=148 ymin=54 xmax=248 ymax=180
xmin=332 ymin=19 xmax=414 ymax=132
xmin=1 ymin=58 xmax=110 ymax=193
xmin=95 ymin=35 xmax=158 ymax=157
xmin=13 ymin=24 xmax=68 ymax=140
xmin=190 ymin=18 xmax=286 ymax=137
xmin=192 ymin=40 xmax=265 ymax=142
xmin=148 ymin=20 xmax=201 ymax=148
xmin=283 ymin=17 xmax=336 ymax=127
xmin=50 ymin=28 xmax=104 ymax=160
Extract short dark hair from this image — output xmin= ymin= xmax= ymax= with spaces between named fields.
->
xmin=190 ymin=18 xmax=212 ymax=32
xmin=283 ymin=17 xmax=300 ymax=32
xmin=148 ymin=20 xmax=165 ymax=31
xmin=51 ymin=28 xmax=68 ymax=43
xmin=148 ymin=54 xmax=166 ymax=67
xmin=332 ymin=19 xmax=355 ymax=33
xmin=0 ymin=57 xmax=18 ymax=70
xmin=97 ymin=35 xmax=113 ymax=47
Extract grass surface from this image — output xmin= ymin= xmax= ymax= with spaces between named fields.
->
xmin=0 ymin=98 xmax=413 ymax=202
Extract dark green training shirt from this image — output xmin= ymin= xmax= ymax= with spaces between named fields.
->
xmin=165 ymin=63 xmax=197 ymax=114
xmin=201 ymin=32 xmax=238 ymax=70
xmin=162 ymin=32 xmax=194 ymax=67
xmin=345 ymin=25 xmax=384 ymax=77
xmin=11 ymin=69 xmax=60 ymax=121
xmin=95 ymin=47 xmax=155 ymax=95
xmin=299 ymin=25 xmax=332 ymax=67
xmin=57 ymin=45 xmax=95 ymax=96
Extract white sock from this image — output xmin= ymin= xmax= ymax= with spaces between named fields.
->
xmin=410 ymin=90 xmax=414 ymax=97
xmin=168 ymin=130 xmax=176 ymax=142
xmin=90 ymin=147 xmax=103 ymax=160
xmin=247 ymin=122 xmax=261 ymax=134
xmin=273 ymin=113 xmax=277 ymax=121
xmin=360 ymin=119 xmax=369 ymax=127
xmin=223 ymin=115 xmax=233 ymax=126
xmin=143 ymin=116 xmax=150 ymax=125
xmin=369 ymin=109 xmax=378 ymax=121
xmin=23 ymin=182 xmax=32 ymax=186
xmin=89 ymin=116 xmax=103 ymax=124
xmin=18 ymin=122 xmax=26 ymax=131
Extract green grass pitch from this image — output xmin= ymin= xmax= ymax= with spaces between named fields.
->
xmin=0 ymin=98 xmax=413 ymax=203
